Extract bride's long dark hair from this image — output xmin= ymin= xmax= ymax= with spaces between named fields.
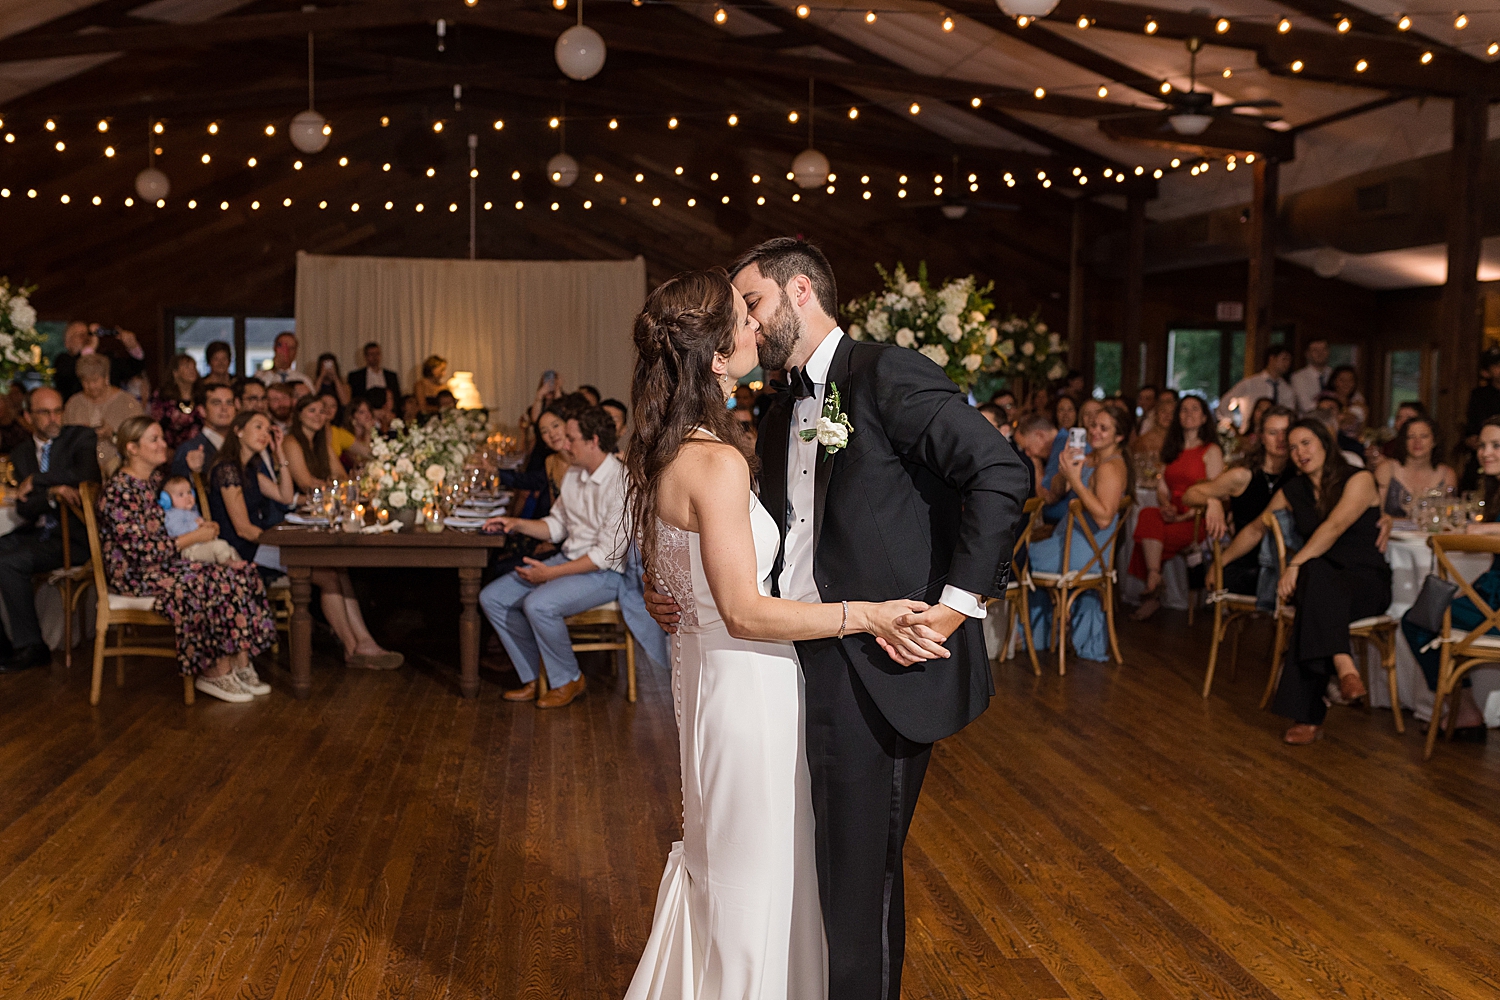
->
xmin=626 ymin=268 xmax=756 ymax=578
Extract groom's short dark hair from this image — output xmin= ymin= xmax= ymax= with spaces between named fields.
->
xmin=729 ymin=237 xmax=838 ymax=319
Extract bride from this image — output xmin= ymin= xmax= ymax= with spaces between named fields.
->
xmin=622 ymin=269 xmax=948 ymax=1000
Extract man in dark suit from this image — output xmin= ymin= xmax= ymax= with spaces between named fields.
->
xmin=647 ymin=238 xmax=1030 ymax=999
xmin=0 ymin=387 xmax=101 ymax=671
xmin=347 ymin=341 xmax=401 ymax=398
xmin=170 ymin=382 xmax=237 ymax=480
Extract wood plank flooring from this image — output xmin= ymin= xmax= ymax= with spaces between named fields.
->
xmin=2 ymin=605 xmax=1499 ymax=999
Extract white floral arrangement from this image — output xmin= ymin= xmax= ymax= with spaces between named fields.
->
xmin=0 ymin=279 xmax=53 ymax=385
xmin=842 ymin=262 xmax=998 ymax=390
xmin=360 ymin=408 xmax=490 ymax=511
xmin=993 ymin=310 xmax=1067 ymax=387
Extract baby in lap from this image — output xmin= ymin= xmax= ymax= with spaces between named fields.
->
xmin=163 ymin=476 xmax=238 ymax=565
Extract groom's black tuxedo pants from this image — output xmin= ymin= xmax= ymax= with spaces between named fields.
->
xmin=800 ymin=636 xmax=932 ymax=1000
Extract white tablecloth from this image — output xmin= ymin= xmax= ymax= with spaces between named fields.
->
xmin=0 ymin=501 xmax=96 ymax=653
xmin=1372 ymin=531 xmax=1500 ymax=724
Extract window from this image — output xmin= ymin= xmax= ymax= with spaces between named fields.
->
xmin=1167 ymin=329 xmax=1224 ymax=403
xmin=1386 ymin=349 xmax=1422 ymax=426
xmin=166 ymin=314 xmax=293 ymax=377
xmin=1093 ymin=341 xmax=1121 ymax=399
xmin=1329 ymin=344 xmax=1359 ymax=369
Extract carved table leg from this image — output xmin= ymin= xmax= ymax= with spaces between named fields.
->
xmin=289 ymin=565 xmax=314 ymax=700
xmin=458 ymin=566 xmax=481 ymax=699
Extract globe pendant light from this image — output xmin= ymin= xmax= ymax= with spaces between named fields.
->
xmin=995 ymin=0 xmax=1059 ymax=17
xmin=290 ymin=32 xmax=330 ymax=154
xmin=791 ymin=78 xmax=829 ymax=189
xmin=1167 ymin=113 xmax=1212 ymax=136
xmin=135 ymin=118 xmax=169 ymax=201
xmin=555 ymin=0 xmax=606 ymax=81
xmin=548 ymin=105 xmax=579 ymax=187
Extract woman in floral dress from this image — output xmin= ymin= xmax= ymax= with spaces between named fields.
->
xmin=98 ymin=415 xmax=277 ymax=703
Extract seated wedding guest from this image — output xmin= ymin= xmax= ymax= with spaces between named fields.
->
xmin=502 ymin=394 xmax=585 ymax=513
xmin=348 ymin=341 xmax=400 ymax=397
xmin=1183 ymin=405 xmax=1295 ymax=595
xmin=1309 ymin=404 xmax=1365 ymax=467
xmin=1054 ymin=394 xmax=1078 ymax=434
xmin=1218 ymin=418 xmax=1389 ymax=745
xmin=1401 ymin=415 xmax=1500 ymax=742
xmin=519 ymin=370 xmax=564 ymax=444
xmin=163 ymin=476 xmax=238 ymax=564
xmin=265 ymin=382 xmax=293 ymax=432
xmin=1042 ymin=398 xmax=1102 ymax=523
xmin=1131 ymin=389 xmax=1178 ymax=459
xmin=435 ymin=389 xmax=457 ymax=412
xmin=312 ymin=352 xmax=351 ymax=409
xmin=283 ymin=394 xmax=341 ymax=492
xmin=1024 ymin=385 xmax=1052 ymax=418
xmin=1027 ymin=401 xmax=1131 ymax=661
xmin=53 ymin=321 xmax=146 ymax=400
xmin=203 ymin=340 xmax=233 ymax=386
xmin=318 ymin=394 xmax=356 ymax=463
xmin=150 ymin=353 xmax=203 ymax=451
xmin=1327 ymin=364 xmax=1367 ymax=427
xmin=339 ymin=396 xmax=377 ymax=470
xmin=1238 ymin=397 xmax=1273 ymax=449
xmin=578 ymin=384 xmax=602 ymax=406
xmin=235 ymin=377 xmax=267 ymax=415
xmin=1129 ymin=393 xmax=1223 ymax=620
xmin=1374 ymin=415 xmax=1454 ymax=517
xmin=0 ymin=388 xmax=100 ymax=672
xmin=414 ymin=355 xmax=448 ymax=415
xmin=479 ymin=406 xmax=630 ymax=708
xmin=1012 ymin=412 xmax=1056 ymax=493
xmin=1134 ymin=385 xmax=1159 ymax=429
xmin=64 ymin=353 xmax=144 ymax=475
xmin=400 ymin=393 xmax=420 ymax=424
xmin=99 ymin=416 xmax=276 ymax=703
xmin=977 ymin=403 xmax=1007 ymax=435
xmin=255 ymin=331 xmax=314 ymax=389
xmin=601 ymin=398 xmax=628 ymax=439
xmin=290 ymin=380 xmax=312 ymax=403
xmin=991 ymin=389 xmax=1016 ymax=422
xmin=170 ymin=381 xmax=237 ymax=480
xmin=1381 ymin=400 xmax=1426 ymax=459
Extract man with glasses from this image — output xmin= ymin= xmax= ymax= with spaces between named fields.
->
xmin=0 ymin=388 xmax=101 ymax=671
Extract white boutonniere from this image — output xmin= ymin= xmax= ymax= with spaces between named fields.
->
xmin=800 ymin=381 xmax=853 ymax=455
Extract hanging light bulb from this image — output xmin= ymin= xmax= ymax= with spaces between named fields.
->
xmin=290 ymin=32 xmax=330 ymax=153
xmin=136 ymin=119 xmax=170 ymax=201
xmin=556 ymin=0 xmax=607 ymax=80
xmin=791 ymin=79 xmax=830 ymax=189
xmin=995 ymin=0 xmax=1059 ymax=18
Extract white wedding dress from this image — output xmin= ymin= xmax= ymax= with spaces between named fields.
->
xmin=625 ymin=490 xmax=827 ymax=1000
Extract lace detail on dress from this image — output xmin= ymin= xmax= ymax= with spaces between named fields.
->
xmin=655 ymin=518 xmax=698 ymax=630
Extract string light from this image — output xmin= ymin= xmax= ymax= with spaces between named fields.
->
xmin=1278 ymin=18 xmax=1291 ymax=32
xmin=433 ymin=121 xmax=444 ymax=132
xmin=27 ymin=189 xmax=37 ymax=198
xmin=942 ymin=14 xmax=954 ymax=31
xmin=4 ymin=135 xmax=12 ymax=144
xmin=1421 ymin=50 xmax=1434 ymax=63
xmin=668 ymin=117 xmax=679 ymax=129
xmin=1097 ymin=86 xmax=1109 ymax=98
xmin=252 ymin=200 xmax=261 ymax=210
xmin=484 ymin=201 xmax=493 ymax=210
xmin=1291 ymin=59 xmax=1304 ymax=72
xmin=248 ymin=156 xmax=257 ymax=167
xmin=863 ymin=190 xmax=872 ymax=200
xmin=156 ymin=198 xmax=165 ymax=208
xmin=728 ymin=113 xmax=739 ymax=126
xmin=758 ymin=195 xmax=767 ymax=205
xmin=385 ymin=201 xmax=394 ymax=210
xmin=897 ymin=189 xmax=906 ymax=198
xmin=1336 ymin=17 xmax=1351 ymax=32
xmin=512 ymin=170 xmax=521 ymax=180
xmin=1134 ymin=166 xmax=1143 ymax=175
xmin=449 ymin=203 xmax=459 ymax=212
xmin=416 ymin=203 xmax=425 ymax=211
xmin=789 ymin=110 xmax=800 ymax=123
xmin=1033 ymin=87 xmax=1045 ymax=99
xmin=674 ymin=165 xmax=684 ymax=175
xmin=92 ymin=195 xmax=100 ymax=205
xmin=317 ymin=200 xmax=326 ymax=209
xmin=1170 ymin=157 xmax=1181 ymax=168
xmin=265 ymin=125 xmax=276 ymax=136
xmin=426 ymin=167 xmax=436 ymax=177
xmin=750 ymin=174 xmax=759 ymax=182
xmin=688 ymin=197 xmax=697 ymax=206
xmin=1144 ymin=18 xmax=1158 ymax=33
xmin=45 ymin=120 xmax=55 ymax=131
xmin=1160 ymin=81 xmax=1172 ymax=94
xmin=651 ymin=196 xmax=661 ymax=206
xmin=1216 ymin=18 xmax=1230 ymax=32
xmin=1072 ymin=167 xmax=1082 ymax=176
xmin=1396 ymin=14 xmax=1411 ymax=30
xmin=849 ymin=107 xmax=860 ymax=119
xmin=1355 ymin=58 xmax=1368 ymax=72
xmin=60 ymin=194 xmax=69 ymax=204
xmin=124 ymin=196 xmax=132 ymax=205
xmin=283 ymin=197 xmax=292 ymax=206
xmin=899 ymin=174 xmax=908 ymax=183
xmin=1223 ymin=67 xmax=1233 ymax=78
xmin=721 ymin=195 xmax=730 ymax=203
xmin=864 ymin=10 xmax=876 ymax=23
xmin=222 ymin=200 xmax=231 ymax=210
xmin=791 ymin=193 xmax=801 ymax=202
xmin=1153 ymin=168 xmax=1163 ymax=178
xmin=96 ymin=120 xmax=108 ymax=132
xmin=493 ymin=119 xmax=504 ymax=130
xmin=608 ymin=118 xmax=619 ymax=129
xmin=909 ymin=102 xmax=921 ymax=114
xmin=1488 ymin=41 xmax=1499 ymax=56
xmin=381 ymin=116 xmax=390 ymax=126
xmin=208 ymin=122 xmax=219 ymax=134
xmin=635 ymin=173 xmax=645 ymax=182
xmin=338 ymin=156 xmax=348 ymax=166
xmin=1455 ymin=12 xmax=1468 ymax=29
xmin=827 ymin=185 xmax=836 ymax=194
xmin=1245 ymin=153 xmax=1255 ymax=163
xmin=54 ymin=141 xmax=65 ymax=152
xmin=1016 ymin=15 xmax=1031 ymax=26
xmin=1076 ymin=15 xmax=1090 ymax=28
xmin=714 ymin=7 xmax=727 ymax=23
xmin=1102 ymin=168 xmax=1112 ymax=178
xmin=200 ymin=153 xmax=211 ymax=164
xmin=583 ymin=200 xmax=593 ymax=209
xmin=382 ymin=162 xmax=391 ymax=171
xmin=796 ymin=4 xmax=809 ymax=16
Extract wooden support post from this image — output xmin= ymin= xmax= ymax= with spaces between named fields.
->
xmin=1122 ymin=194 xmax=1146 ymax=395
xmin=1437 ymin=94 xmax=1489 ymax=438
xmin=1245 ymin=157 xmax=1279 ymax=380
xmin=1067 ymin=199 xmax=1086 ymax=380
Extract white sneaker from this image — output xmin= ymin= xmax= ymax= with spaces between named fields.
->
xmin=235 ymin=666 xmax=272 ymax=696
xmin=195 ymin=673 xmax=254 ymax=703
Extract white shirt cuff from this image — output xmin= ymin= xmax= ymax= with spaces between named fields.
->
xmin=940 ymin=585 xmax=987 ymax=619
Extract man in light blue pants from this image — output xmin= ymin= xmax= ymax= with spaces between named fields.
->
xmin=480 ymin=406 xmax=630 ymax=708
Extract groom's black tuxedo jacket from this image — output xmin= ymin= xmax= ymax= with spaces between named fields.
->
xmin=758 ymin=335 xmax=1030 ymax=744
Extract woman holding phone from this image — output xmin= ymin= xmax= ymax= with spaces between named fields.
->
xmin=313 ymin=352 xmax=352 ymax=409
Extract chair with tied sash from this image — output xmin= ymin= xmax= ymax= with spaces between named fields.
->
xmin=1259 ymin=510 xmax=1401 ymax=730
xmin=79 ymin=481 xmax=192 ymax=706
xmin=1029 ymin=495 xmax=1134 ymax=675
xmin=1423 ymin=533 xmax=1500 ymax=759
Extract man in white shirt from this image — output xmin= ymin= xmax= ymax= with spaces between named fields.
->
xmin=479 ymin=407 xmax=629 ymax=708
xmin=1221 ymin=345 xmax=1294 ymax=428
xmin=1289 ymin=339 xmax=1332 ymax=415
xmin=254 ymin=332 xmax=314 ymax=389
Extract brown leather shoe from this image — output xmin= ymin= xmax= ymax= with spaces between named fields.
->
xmin=503 ymin=681 xmax=537 ymax=702
xmin=1283 ymin=724 xmax=1324 ymax=745
xmin=536 ymin=676 xmax=586 ymax=708
xmin=1338 ymin=670 xmax=1367 ymax=704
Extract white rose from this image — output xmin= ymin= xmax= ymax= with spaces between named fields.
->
xmin=902 ymin=280 xmax=922 ymax=297
xmin=998 ymin=339 xmax=1015 ymax=357
xmin=1048 ymin=361 xmax=1067 ymax=380
xmin=984 ymin=328 xmax=998 ymax=347
xmin=390 ymin=418 xmax=405 ymax=431
xmin=1021 ymin=341 xmax=1035 ymax=356
xmin=815 ymin=416 xmax=849 ymax=449
xmin=893 ymin=327 xmax=914 ymax=348
xmin=388 ymin=489 xmax=409 ymax=509
xmin=425 ymin=463 xmax=446 ymax=484
xmin=962 ymin=354 xmax=983 ymax=372
xmin=919 ymin=344 xmax=950 ymax=368
xmin=937 ymin=313 xmax=962 ymax=341
xmin=8 ymin=299 xmax=35 ymax=331
xmin=1048 ymin=333 xmax=1063 ymax=353
xmin=848 ymin=324 xmax=865 ymax=341
xmin=865 ymin=311 xmax=888 ymax=337
xmin=1036 ymin=323 xmax=1049 ymax=335
xmin=970 ymin=311 xmax=986 ymax=324
xmin=394 ymin=457 xmax=415 ymax=475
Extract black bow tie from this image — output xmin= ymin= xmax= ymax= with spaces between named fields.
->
xmin=776 ymin=366 xmax=816 ymax=400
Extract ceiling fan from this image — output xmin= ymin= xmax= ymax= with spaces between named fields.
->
xmin=1120 ymin=37 xmax=1282 ymax=136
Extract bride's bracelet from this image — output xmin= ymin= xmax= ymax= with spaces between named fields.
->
xmin=836 ymin=600 xmax=848 ymax=640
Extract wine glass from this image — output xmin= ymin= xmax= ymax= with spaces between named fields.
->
xmin=309 ymin=486 xmax=325 ymax=516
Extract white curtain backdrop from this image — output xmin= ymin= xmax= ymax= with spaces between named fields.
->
xmin=294 ymin=252 xmax=646 ymax=423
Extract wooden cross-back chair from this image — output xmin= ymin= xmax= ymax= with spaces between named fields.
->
xmin=1030 ymin=494 xmax=1133 ymax=675
xmin=534 ymin=602 xmax=637 ymax=702
xmin=1199 ymin=528 xmax=1268 ymax=699
xmin=1259 ymin=510 xmax=1401 ymax=731
xmin=1424 ymin=533 xmax=1500 ymax=759
xmin=78 ymin=481 xmax=191 ymax=706
xmin=39 ymin=495 xmax=96 ymax=669
xmin=997 ymin=497 xmax=1044 ymax=675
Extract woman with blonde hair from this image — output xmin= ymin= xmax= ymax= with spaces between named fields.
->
xmin=414 ymin=354 xmax=448 ymax=415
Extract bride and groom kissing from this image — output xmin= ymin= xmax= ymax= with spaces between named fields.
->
xmin=622 ymin=238 xmax=1030 ymax=1000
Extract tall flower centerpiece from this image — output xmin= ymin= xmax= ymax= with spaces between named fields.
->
xmin=360 ymin=408 xmax=490 ymax=514
xmin=993 ymin=310 xmax=1067 ymax=392
xmin=843 ymin=263 xmax=998 ymax=391
xmin=0 ymin=279 xmax=53 ymax=385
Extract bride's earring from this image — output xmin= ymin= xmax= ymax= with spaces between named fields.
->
xmin=719 ymin=372 xmax=734 ymax=399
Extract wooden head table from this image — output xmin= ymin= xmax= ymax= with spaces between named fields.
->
xmin=262 ymin=526 xmax=512 ymax=699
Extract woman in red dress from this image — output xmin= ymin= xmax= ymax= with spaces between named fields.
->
xmin=1131 ymin=393 xmax=1223 ymax=620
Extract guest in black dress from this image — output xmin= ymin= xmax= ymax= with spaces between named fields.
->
xmin=1219 ymin=418 xmax=1390 ymax=744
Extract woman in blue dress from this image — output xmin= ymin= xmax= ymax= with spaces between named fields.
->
xmin=1029 ymin=401 xmax=1131 ymax=661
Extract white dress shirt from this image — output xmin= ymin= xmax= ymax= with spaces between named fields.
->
xmin=255 ymin=366 xmax=314 ymax=389
xmin=778 ymin=328 xmax=986 ymax=619
xmin=543 ymin=453 xmax=629 ymax=574
xmin=1220 ymin=371 xmax=1292 ymax=427
xmin=1289 ymin=364 xmax=1330 ymax=415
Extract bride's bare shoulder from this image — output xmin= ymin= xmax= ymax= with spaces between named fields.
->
xmin=665 ymin=438 xmax=750 ymax=487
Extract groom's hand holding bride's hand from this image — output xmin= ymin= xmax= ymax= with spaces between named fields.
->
xmin=866 ymin=601 xmax=952 ymax=666
xmin=643 ymin=573 xmax=681 ymax=634
xmin=881 ymin=604 xmax=967 ymax=667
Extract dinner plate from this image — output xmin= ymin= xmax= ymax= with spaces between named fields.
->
xmin=284 ymin=512 xmax=329 ymax=526
xmin=444 ymin=515 xmax=491 ymax=530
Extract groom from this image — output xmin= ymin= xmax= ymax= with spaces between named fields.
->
xmin=649 ymin=238 xmax=1030 ymax=999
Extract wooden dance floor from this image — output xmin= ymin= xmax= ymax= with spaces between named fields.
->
xmin=4 ymin=606 xmax=1500 ymax=999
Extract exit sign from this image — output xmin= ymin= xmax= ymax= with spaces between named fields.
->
xmin=1216 ymin=301 xmax=1245 ymax=322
